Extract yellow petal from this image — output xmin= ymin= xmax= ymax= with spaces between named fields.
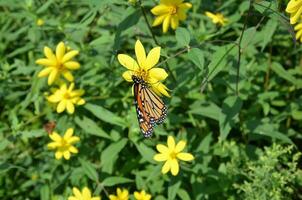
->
xmin=76 ymin=98 xmax=85 ymax=105
xmin=36 ymin=58 xmax=56 ymax=66
xmin=47 ymin=94 xmax=61 ymax=103
xmin=73 ymin=187 xmax=82 ymax=198
xmin=55 ymin=151 xmax=63 ymax=159
xmin=156 ymin=144 xmax=169 ymax=153
xmin=179 ymin=2 xmax=192 ymax=9
xmin=171 ymin=16 xmax=179 ymax=30
xmin=57 ymin=100 xmax=67 ymax=113
xmin=135 ymin=40 xmax=147 ymax=68
xmin=69 ymin=146 xmax=78 ymax=153
xmin=61 ymin=50 xmax=79 ymax=63
xmin=38 ymin=67 xmax=53 ymax=77
xmin=47 ymin=142 xmax=58 ymax=149
xmin=69 ymin=136 xmax=80 ymax=144
xmin=290 ymin=7 xmax=302 ymax=24
xmin=64 ymin=128 xmax=74 ymax=139
xmin=63 ymin=151 xmax=71 ymax=160
xmin=68 ymin=197 xmax=77 ymax=200
xmin=177 ymin=9 xmax=187 ymax=20
xmin=145 ymin=47 xmax=161 ymax=70
xmin=117 ymin=54 xmax=139 ymax=71
xmin=91 ymin=197 xmax=100 ymax=200
xmin=161 ymin=160 xmax=171 ymax=174
xmin=286 ymin=0 xmax=302 ymax=13
xmin=62 ymin=70 xmax=74 ymax=82
xmin=151 ymin=5 xmax=170 ymax=15
xmin=149 ymin=68 xmax=168 ymax=81
xmin=154 ymin=153 xmax=168 ymax=161
xmin=66 ymin=101 xmax=75 ymax=114
xmin=122 ymin=71 xmax=134 ymax=82
xmin=167 ymin=136 xmax=175 ymax=149
xmin=162 ymin=15 xmax=171 ymax=33
xmin=152 ymin=82 xmax=170 ymax=97
xmin=49 ymin=132 xmax=61 ymax=142
xmin=152 ymin=15 xmax=167 ymax=27
xmin=177 ymin=152 xmax=194 ymax=161
xmin=109 ymin=195 xmax=117 ymax=200
xmin=175 ymin=140 xmax=186 ymax=153
xmin=82 ymin=187 xmax=91 ymax=199
xmin=44 ymin=46 xmax=56 ymax=60
xmin=63 ymin=61 xmax=80 ymax=70
xmin=48 ymin=69 xmax=58 ymax=85
xmin=56 ymin=42 xmax=66 ymax=61
xmin=170 ymin=159 xmax=179 ymax=176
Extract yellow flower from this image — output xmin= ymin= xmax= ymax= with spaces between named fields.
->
xmin=47 ymin=128 xmax=79 ymax=160
xmin=151 ymin=0 xmax=192 ymax=33
xmin=153 ymin=136 xmax=194 ymax=176
xmin=294 ymin=19 xmax=302 ymax=42
xmin=68 ymin=187 xmax=101 ymax=200
xmin=205 ymin=11 xmax=228 ymax=26
xmin=117 ymin=40 xmax=170 ymax=97
xmin=36 ymin=41 xmax=80 ymax=85
xmin=36 ymin=19 xmax=44 ymax=26
xmin=134 ymin=190 xmax=151 ymax=200
xmin=286 ymin=0 xmax=302 ymax=24
xmin=47 ymin=82 xmax=85 ymax=114
xmin=109 ymin=188 xmax=129 ymax=200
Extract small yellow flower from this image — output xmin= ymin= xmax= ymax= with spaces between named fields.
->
xmin=109 ymin=188 xmax=129 ymax=200
xmin=294 ymin=20 xmax=302 ymax=42
xmin=117 ymin=40 xmax=170 ymax=97
xmin=286 ymin=0 xmax=302 ymax=24
xmin=151 ymin=0 xmax=192 ymax=33
xmin=47 ymin=82 xmax=85 ymax=114
xmin=36 ymin=41 xmax=80 ymax=85
xmin=134 ymin=190 xmax=151 ymax=200
xmin=68 ymin=187 xmax=101 ymax=200
xmin=205 ymin=11 xmax=228 ymax=26
xmin=36 ymin=18 xmax=44 ymax=26
xmin=153 ymin=136 xmax=194 ymax=176
xmin=47 ymin=128 xmax=79 ymax=160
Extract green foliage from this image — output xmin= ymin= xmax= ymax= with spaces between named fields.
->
xmin=1 ymin=0 xmax=302 ymax=199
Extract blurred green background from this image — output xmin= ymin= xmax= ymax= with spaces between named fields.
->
xmin=1 ymin=0 xmax=302 ymax=199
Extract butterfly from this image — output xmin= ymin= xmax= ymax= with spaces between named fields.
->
xmin=132 ymin=75 xmax=167 ymax=137
xmin=43 ymin=121 xmax=56 ymax=134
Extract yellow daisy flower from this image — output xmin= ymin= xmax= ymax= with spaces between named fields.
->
xmin=47 ymin=128 xmax=79 ymax=160
xmin=36 ymin=41 xmax=80 ymax=85
xmin=117 ymin=40 xmax=170 ymax=97
xmin=68 ymin=187 xmax=101 ymax=200
xmin=294 ymin=19 xmax=302 ymax=42
xmin=153 ymin=136 xmax=194 ymax=176
xmin=286 ymin=0 xmax=302 ymax=24
xmin=109 ymin=188 xmax=129 ymax=200
xmin=36 ymin=18 xmax=44 ymax=26
xmin=134 ymin=190 xmax=151 ymax=200
xmin=47 ymin=82 xmax=85 ymax=114
xmin=205 ymin=11 xmax=228 ymax=26
xmin=151 ymin=0 xmax=192 ymax=33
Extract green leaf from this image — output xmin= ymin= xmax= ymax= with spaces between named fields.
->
xmin=84 ymin=103 xmax=127 ymax=127
xmin=189 ymin=101 xmax=222 ymax=121
xmin=187 ymin=48 xmax=204 ymax=70
xmin=102 ymin=176 xmax=133 ymax=187
xmin=261 ymin=19 xmax=278 ymax=51
xmin=79 ymin=158 xmax=99 ymax=181
xmin=219 ymin=96 xmax=242 ymax=140
xmin=40 ymin=185 xmax=50 ymax=200
xmin=177 ymin=188 xmax=191 ymax=200
xmin=134 ymin=142 xmax=156 ymax=163
xmin=168 ymin=179 xmax=181 ymax=200
xmin=74 ymin=116 xmax=110 ymax=139
xmin=292 ymin=110 xmax=302 ymax=120
xmin=271 ymin=62 xmax=302 ymax=87
xmin=175 ymin=27 xmax=190 ymax=47
xmin=100 ymin=138 xmax=128 ymax=173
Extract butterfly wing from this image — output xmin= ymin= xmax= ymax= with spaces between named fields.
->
xmin=134 ymin=81 xmax=167 ymax=137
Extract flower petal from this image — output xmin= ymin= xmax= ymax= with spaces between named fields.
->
xmin=156 ymin=144 xmax=169 ymax=153
xmin=154 ymin=153 xmax=168 ymax=161
xmin=148 ymin=68 xmax=168 ymax=81
xmin=177 ymin=152 xmax=194 ymax=161
xmin=55 ymin=151 xmax=63 ymax=159
xmin=162 ymin=15 xmax=171 ymax=33
xmin=56 ymin=42 xmax=66 ymax=61
xmin=152 ymin=82 xmax=170 ymax=97
xmin=170 ymin=159 xmax=179 ymax=176
xmin=49 ymin=132 xmax=61 ymax=142
xmin=64 ymin=128 xmax=74 ymax=139
xmin=62 ymin=70 xmax=74 ymax=82
xmin=135 ymin=40 xmax=147 ymax=68
xmin=48 ymin=69 xmax=58 ymax=85
xmin=66 ymin=101 xmax=75 ymax=114
xmin=175 ymin=140 xmax=186 ymax=153
xmin=122 ymin=71 xmax=134 ymax=82
xmin=38 ymin=67 xmax=53 ymax=77
xmin=117 ymin=54 xmax=139 ymax=71
xmin=63 ymin=61 xmax=80 ymax=70
xmin=152 ymin=15 xmax=167 ymax=27
xmin=62 ymin=50 xmax=79 ymax=63
xmin=73 ymin=187 xmax=82 ymax=198
xmin=69 ymin=146 xmax=78 ymax=153
xmin=151 ymin=5 xmax=170 ymax=15
xmin=44 ymin=46 xmax=56 ymax=60
xmin=57 ymin=99 xmax=67 ymax=113
xmin=161 ymin=160 xmax=171 ymax=174
xmin=63 ymin=151 xmax=71 ymax=160
xmin=167 ymin=136 xmax=175 ymax=149
xmin=145 ymin=47 xmax=161 ymax=70
xmin=47 ymin=142 xmax=59 ymax=149
xmin=82 ymin=187 xmax=91 ymax=199
xmin=36 ymin=58 xmax=56 ymax=66
xmin=171 ymin=16 xmax=179 ymax=30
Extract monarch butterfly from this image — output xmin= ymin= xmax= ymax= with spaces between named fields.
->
xmin=132 ymin=75 xmax=167 ymax=137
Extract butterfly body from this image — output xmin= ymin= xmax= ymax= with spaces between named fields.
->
xmin=132 ymin=75 xmax=167 ymax=137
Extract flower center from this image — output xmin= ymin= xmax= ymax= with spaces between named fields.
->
xmin=170 ymin=151 xmax=177 ymax=159
xmin=169 ymin=6 xmax=177 ymax=15
xmin=63 ymin=92 xmax=71 ymax=99
xmin=137 ymin=69 xmax=149 ymax=81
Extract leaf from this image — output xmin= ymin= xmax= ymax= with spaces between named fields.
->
xmin=271 ymin=62 xmax=302 ymax=87
xmin=177 ymin=188 xmax=191 ymax=200
xmin=292 ymin=110 xmax=302 ymax=120
xmin=134 ymin=142 xmax=156 ymax=163
xmin=219 ymin=96 xmax=242 ymax=140
xmin=261 ymin=19 xmax=278 ymax=51
xmin=176 ymin=27 xmax=190 ymax=47
xmin=79 ymin=158 xmax=99 ymax=181
xmin=168 ymin=179 xmax=181 ymax=200
xmin=84 ymin=103 xmax=126 ymax=127
xmin=100 ymin=138 xmax=128 ymax=173
xmin=74 ymin=116 xmax=110 ymax=139
xmin=189 ymin=102 xmax=222 ymax=121
xmin=187 ymin=48 xmax=204 ymax=71
xmin=40 ymin=185 xmax=50 ymax=200
xmin=102 ymin=176 xmax=133 ymax=187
